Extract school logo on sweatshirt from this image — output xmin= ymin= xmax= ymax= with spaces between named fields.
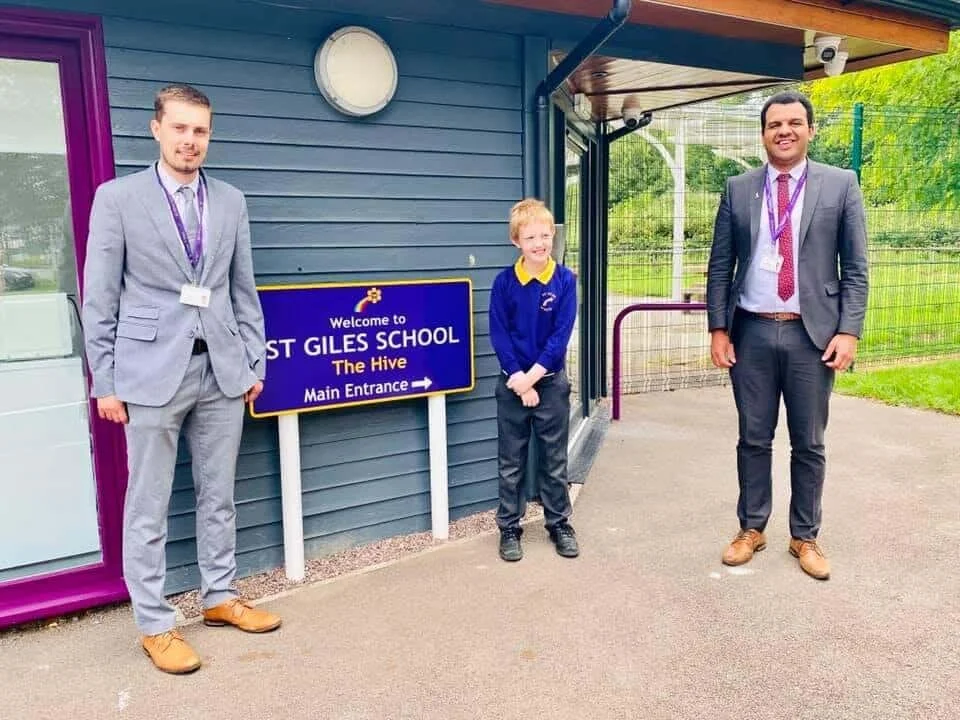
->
xmin=540 ymin=291 xmax=557 ymax=311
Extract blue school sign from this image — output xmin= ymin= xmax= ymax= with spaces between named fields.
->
xmin=250 ymin=279 xmax=474 ymax=418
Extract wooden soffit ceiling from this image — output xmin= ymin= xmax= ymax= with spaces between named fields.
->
xmin=486 ymin=0 xmax=950 ymax=54
xmin=561 ymin=55 xmax=784 ymax=121
xmin=488 ymin=0 xmax=951 ymax=121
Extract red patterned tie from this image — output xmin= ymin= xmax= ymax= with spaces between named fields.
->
xmin=777 ymin=173 xmax=795 ymax=301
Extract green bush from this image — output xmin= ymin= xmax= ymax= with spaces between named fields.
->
xmin=608 ymin=192 xmax=720 ymax=250
xmin=871 ymin=228 xmax=960 ymax=247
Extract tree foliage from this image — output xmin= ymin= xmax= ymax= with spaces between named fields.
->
xmin=803 ymin=30 xmax=960 ymax=209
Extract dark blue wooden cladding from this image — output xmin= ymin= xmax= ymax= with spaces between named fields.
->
xmin=110 ymin=78 xmax=522 ymax=132
xmin=243 ymin=197 xmax=513 ymax=224
xmin=105 ymin=48 xmax=523 ymax=108
xmin=243 ymin=224 xmax=513 ymax=254
xmin=253 ymin=245 xmax=503 ymax=276
xmin=113 ymin=137 xmax=522 ymax=178
xmin=111 ymin=109 xmax=521 ymax=155
xmin=201 ymin=171 xmax=522 ymax=201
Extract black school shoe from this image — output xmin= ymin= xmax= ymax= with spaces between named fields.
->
xmin=499 ymin=528 xmax=523 ymax=562
xmin=549 ymin=522 xmax=580 ymax=558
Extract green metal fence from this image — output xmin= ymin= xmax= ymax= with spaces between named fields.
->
xmin=608 ymin=101 xmax=960 ymax=394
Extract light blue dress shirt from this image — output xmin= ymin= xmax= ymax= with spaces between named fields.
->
xmin=738 ymin=160 xmax=806 ymax=314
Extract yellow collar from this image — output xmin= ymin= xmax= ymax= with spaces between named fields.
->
xmin=514 ymin=256 xmax=556 ymax=286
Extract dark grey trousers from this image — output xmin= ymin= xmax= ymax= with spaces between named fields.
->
xmin=729 ymin=312 xmax=835 ymax=540
xmin=495 ymin=372 xmax=572 ymax=531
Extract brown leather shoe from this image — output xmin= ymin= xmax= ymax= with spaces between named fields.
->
xmin=721 ymin=529 xmax=767 ymax=566
xmin=203 ymin=598 xmax=282 ymax=633
xmin=141 ymin=631 xmax=201 ymax=674
xmin=789 ymin=538 xmax=831 ymax=580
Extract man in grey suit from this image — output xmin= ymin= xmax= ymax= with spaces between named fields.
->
xmin=83 ymin=84 xmax=281 ymax=674
xmin=707 ymin=90 xmax=868 ymax=581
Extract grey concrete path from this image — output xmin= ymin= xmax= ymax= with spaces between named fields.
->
xmin=2 ymin=387 xmax=958 ymax=720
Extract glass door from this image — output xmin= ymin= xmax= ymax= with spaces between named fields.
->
xmin=0 ymin=10 xmax=126 ymax=627
xmin=563 ymin=140 xmax=584 ymax=424
xmin=0 ymin=56 xmax=101 ymax=582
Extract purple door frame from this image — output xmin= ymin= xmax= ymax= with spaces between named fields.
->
xmin=0 ymin=7 xmax=128 ymax=628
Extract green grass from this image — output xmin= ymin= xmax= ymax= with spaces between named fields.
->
xmin=835 ymin=359 xmax=960 ymax=415
xmin=607 ymin=252 xmax=711 ymax=297
xmin=857 ymin=250 xmax=960 ymax=360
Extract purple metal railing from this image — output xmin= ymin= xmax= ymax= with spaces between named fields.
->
xmin=611 ymin=302 xmax=707 ymax=420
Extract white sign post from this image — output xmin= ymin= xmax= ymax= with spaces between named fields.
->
xmin=257 ymin=279 xmax=474 ymax=579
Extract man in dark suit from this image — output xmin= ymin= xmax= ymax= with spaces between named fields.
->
xmin=706 ymin=90 xmax=868 ymax=581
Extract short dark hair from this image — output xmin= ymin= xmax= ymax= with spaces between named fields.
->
xmin=760 ymin=90 xmax=814 ymax=129
xmin=154 ymin=84 xmax=212 ymax=122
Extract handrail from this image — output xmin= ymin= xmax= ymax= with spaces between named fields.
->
xmin=611 ymin=302 xmax=707 ymax=420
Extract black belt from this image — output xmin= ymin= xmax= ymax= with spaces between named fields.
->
xmin=192 ymin=338 xmax=208 ymax=355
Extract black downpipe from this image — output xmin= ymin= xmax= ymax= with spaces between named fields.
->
xmin=535 ymin=0 xmax=632 ymax=207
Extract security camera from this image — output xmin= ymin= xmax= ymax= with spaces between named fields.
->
xmin=823 ymin=51 xmax=849 ymax=77
xmin=622 ymin=107 xmax=649 ymax=130
xmin=814 ymin=35 xmax=842 ymax=64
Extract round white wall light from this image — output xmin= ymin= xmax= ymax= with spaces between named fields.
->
xmin=314 ymin=26 xmax=398 ymax=117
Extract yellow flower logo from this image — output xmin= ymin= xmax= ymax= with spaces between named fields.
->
xmin=354 ymin=287 xmax=383 ymax=313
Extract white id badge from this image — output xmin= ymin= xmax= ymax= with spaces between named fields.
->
xmin=180 ymin=284 xmax=211 ymax=308
xmin=759 ymin=253 xmax=783 ymax=273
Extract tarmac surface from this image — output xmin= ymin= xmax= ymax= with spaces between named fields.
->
xmin=1 ymin=386 xmax=958 ymax=720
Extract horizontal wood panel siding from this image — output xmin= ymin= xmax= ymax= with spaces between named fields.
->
xmin=89 ymin=5 xmax=520 ymax=592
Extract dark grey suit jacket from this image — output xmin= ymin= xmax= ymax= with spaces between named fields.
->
xmin=706 ymin=160 xmax=869 ymax=350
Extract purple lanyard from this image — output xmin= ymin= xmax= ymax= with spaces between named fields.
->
xmin=763 ymin=166 xmax=807 ymax=247
xmin=155 ymin=165 xmax=205 ymax=268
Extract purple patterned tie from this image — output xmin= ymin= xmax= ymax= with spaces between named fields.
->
xmin=777 ymin=173 xmax=795 ymax=301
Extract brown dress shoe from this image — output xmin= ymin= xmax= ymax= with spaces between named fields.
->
xmin=141 ymin=631 xmax=201 ymax=674
xmin=721 ymin=529 xmax=767 ymax=566
xmin=203 ymin=598 xmax=282 ymax=633
xmin=789 ymin=538 xmax=831 ymax=580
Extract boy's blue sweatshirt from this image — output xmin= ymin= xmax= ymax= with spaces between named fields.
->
xmin=488 ymin=257 xmax=577 ymax=376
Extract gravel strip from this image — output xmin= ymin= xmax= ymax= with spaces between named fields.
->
xmin=168 ymin=497 xmax=562 ymax=620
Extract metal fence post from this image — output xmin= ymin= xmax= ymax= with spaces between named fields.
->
xmin=851 ymin=102 xmax=864 ymax=182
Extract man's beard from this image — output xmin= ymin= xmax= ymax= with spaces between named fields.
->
xmin=168 ymin=150 xmax=201 ymax=172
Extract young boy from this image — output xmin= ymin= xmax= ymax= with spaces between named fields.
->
xmin=488 ymin=198 xmax=579 ymax=562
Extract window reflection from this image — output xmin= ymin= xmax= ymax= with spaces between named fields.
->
xmin=0 ymin=57 xmax=100 ymax=582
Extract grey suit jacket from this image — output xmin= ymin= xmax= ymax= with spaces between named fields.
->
xmin=82 ymin=166 xmax=265 ymax=407
xmin=706 ymin=160 xmax=869 ymax=350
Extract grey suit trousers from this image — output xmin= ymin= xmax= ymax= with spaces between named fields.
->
xmin=123 ymin=352 xmax=244 ymax=635
xmin=729 ymin=311 xmax=835 ymax=540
